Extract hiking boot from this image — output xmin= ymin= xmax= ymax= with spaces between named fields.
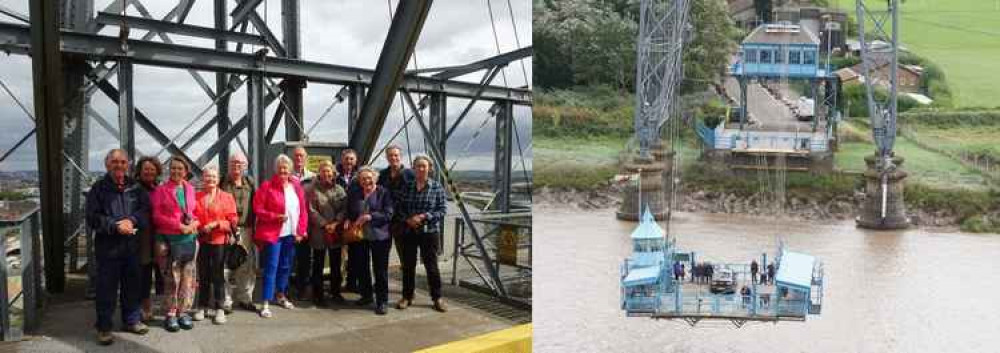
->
xmin=396 ymin=298 xmax=411 ymax=310
xmin=125 ymin=322 xmax=149 ymax=335
xmin=432 ymin=298 xmax=448 ymax=313
xmin=96 ymin=331 xmax=114 ymax=345
xmin=375 ymin=302 xmax=387 ymax=315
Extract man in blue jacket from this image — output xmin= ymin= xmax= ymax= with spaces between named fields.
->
xmin=85 ymin=149 xmax=150 ymax=345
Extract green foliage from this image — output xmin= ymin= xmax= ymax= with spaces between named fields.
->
xmin=534 ymin=86 xmax=635 ymax=138
xmin=535 ymin=163 xmax=618 ymax=190
xmin=693 ymin=99 xmax=727 ymax=128
xmin=905 ymin=183 xmax=1000 ymax=229
xmin=533 ymin=0 xmax=737 ymax=92
xmin=960 ymin=215 xmax=1000 ymax=234
xmin=533 ymin=0 xmax=637 ymax=90
xmin=899 ymin=110 xmax=1000 ymax=128
xmin=0 ymin=191 xmax=28 ymax=201
xmin=682 ymin=163 xmax=858 ymax=199
xmin=840 ymin=84 xmax=920 ymax=118
xmin=829 ymin=56 xmax=860 ymax=70
xmin=681 ymin=0 xmax=739 ymax=94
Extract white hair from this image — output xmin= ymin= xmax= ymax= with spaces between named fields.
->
xmin=274 ymin=154 xmax=293 ymax=170
xmin=202 ymin=165 xmax=219 ymax=177
xmin=228 ymin=151 xmax=247 ymax=163
xmin=357 ymin=165 xmax=379 ymax=182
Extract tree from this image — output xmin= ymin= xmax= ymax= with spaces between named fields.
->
xmin=534 ymin=0 xmax=737 ymax=93
xmin=533 ymin=0 xmax=637 ymax=90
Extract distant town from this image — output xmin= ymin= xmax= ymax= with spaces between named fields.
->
xmin=0 ymin=170 xmax=41 ymax=221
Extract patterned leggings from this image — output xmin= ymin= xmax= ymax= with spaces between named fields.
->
xmin=155 ymin=241 xmax=198 ymax=317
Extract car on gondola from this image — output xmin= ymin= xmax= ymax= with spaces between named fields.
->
xmin=710 ymin=267 xmax=736 ymax=294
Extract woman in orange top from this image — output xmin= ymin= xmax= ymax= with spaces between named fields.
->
xmin=193 ymin=166 xmax=238 ymax=325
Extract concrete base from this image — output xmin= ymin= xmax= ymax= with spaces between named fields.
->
xmin=856 ymin=155 xmax=910 ymax=230
xmin=617 ymin=151 xmax=673 ymax=221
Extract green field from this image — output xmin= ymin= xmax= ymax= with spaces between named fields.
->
xmin=836 ymin=123 xmax=994 ymax=190
xmin=903 ymin=125 xmax=1000 ymax=161
xmin=839 ymin=0 xmax=1000 ymax=108
xmin=535 ymin=135 xmax=701 ymax=189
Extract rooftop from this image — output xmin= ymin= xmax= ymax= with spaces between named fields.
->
xmin=744 ymin=24 xmax=820 ymax=46
xmin=776 ymin=251 xmax=816 ymax=290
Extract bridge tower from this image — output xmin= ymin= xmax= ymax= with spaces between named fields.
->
xmin=617 ymin=0 xmax=691 ymax=221
xmin=855 ymin=0 xmax=909 ymax=229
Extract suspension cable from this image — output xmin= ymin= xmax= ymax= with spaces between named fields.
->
xmin=485 ymin=0 xmax=510 ymax=88
xmin=504 ymin=0 xmax=529 ymax=86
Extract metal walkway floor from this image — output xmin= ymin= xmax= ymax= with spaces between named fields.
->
xmin=0 ymin=268 xmax=526 ymax=353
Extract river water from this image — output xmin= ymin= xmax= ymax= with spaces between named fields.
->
xmin=534 ymin=207 xmax=1000 ymax=353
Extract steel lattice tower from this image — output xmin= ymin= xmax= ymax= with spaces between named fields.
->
xmin=856 ymin=0 xmax=909 ymax=229
xmin=618 ymin=0 xmax=690 ymax=221
xmin=634 ymin=0 xmax=689 ymax=159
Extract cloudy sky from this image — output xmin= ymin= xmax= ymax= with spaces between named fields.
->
xmin=0 ymin=0 xmax=531 ymax=174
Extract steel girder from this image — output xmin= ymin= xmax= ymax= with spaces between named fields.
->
xmin=0 ymin=22 xmax=530 ymax=104
xmin=30 ymin=0 xmax=67 ymax=293
xmin=351 ymin=0 xmax=433 ymax=163
xmin=400 ymin=90 xmax=508 ymax=297
xmin=95 ymin=12 xmax=267 ymax=45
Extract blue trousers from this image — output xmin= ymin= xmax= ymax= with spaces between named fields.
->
xmin=95 ymin=253 xmax=141 ymax=331
xmin=260 ymin=236 xmax=296 ymax=302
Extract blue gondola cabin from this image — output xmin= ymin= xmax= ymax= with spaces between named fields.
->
xmin=620 ymin=208 xmax=672 ymax=313
xmin=774 ymin=250 xmax=822 ymax=317
xmin=736 ymin=23 xmax=823 ymax=78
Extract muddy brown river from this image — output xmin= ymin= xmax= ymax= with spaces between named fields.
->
xmin=534 ymin=207 xmax=1000 ymax=353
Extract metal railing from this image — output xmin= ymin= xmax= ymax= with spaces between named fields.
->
xmin=451 ymin=211 xmax=531 ymax=307
xmin=0 ymin=207 xmax=42 ymax=341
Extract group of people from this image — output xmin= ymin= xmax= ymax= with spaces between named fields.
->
xmin=690 ymin=262 xmax=715 ymax=283
xmin=85 ymin=145 xmax=447 ymax=345
xmin=749 ymin=259 xmax=776 ymax=285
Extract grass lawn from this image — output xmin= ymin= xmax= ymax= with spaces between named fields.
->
xmin=535 ymin=135 xmax=702 ymax=189
xmin=836 ymin=137 xmax=992 ymax=190
xmin=839 ymin=0 xmax=1000 ymax=108
xmin=902 ymin=124 xmax=1000 ymax=160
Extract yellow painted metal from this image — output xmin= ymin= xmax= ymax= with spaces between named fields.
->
xmin=415 ymin=324 xmax=532 ymax=353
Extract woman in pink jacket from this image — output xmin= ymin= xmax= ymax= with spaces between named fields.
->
xmin=253 ymin=154 xmax=308 ymax=318
xmin=150 ymin=156 xmax=200 ymax=332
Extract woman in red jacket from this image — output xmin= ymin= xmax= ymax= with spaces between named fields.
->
xmin=253 ymin=154 xmax=308 ymax=318
xmin=192 ymin=166 xmax=237 ymax=325
xmin=151 ymin=157 xmax=199 ymax=332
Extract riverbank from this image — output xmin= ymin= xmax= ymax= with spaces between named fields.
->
xmin=533 ymin=182 xmax=985 ymax=233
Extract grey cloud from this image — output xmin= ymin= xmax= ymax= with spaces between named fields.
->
xmin=0 ymin=0 xmax=530 ymax=173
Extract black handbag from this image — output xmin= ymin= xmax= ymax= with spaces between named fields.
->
xmin=225 ymin=230 xmax=249 ymax=270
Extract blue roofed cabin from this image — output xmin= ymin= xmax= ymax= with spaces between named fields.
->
xmin=630 ymin=208 xmax=667 ymax=255
xmin=620 ymin=208 xmax=674 ymax=313
xmin=773 ymin=250 xmax=824 ymax=317
xmin=737 ymin=23 xmax=823 ymax=78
